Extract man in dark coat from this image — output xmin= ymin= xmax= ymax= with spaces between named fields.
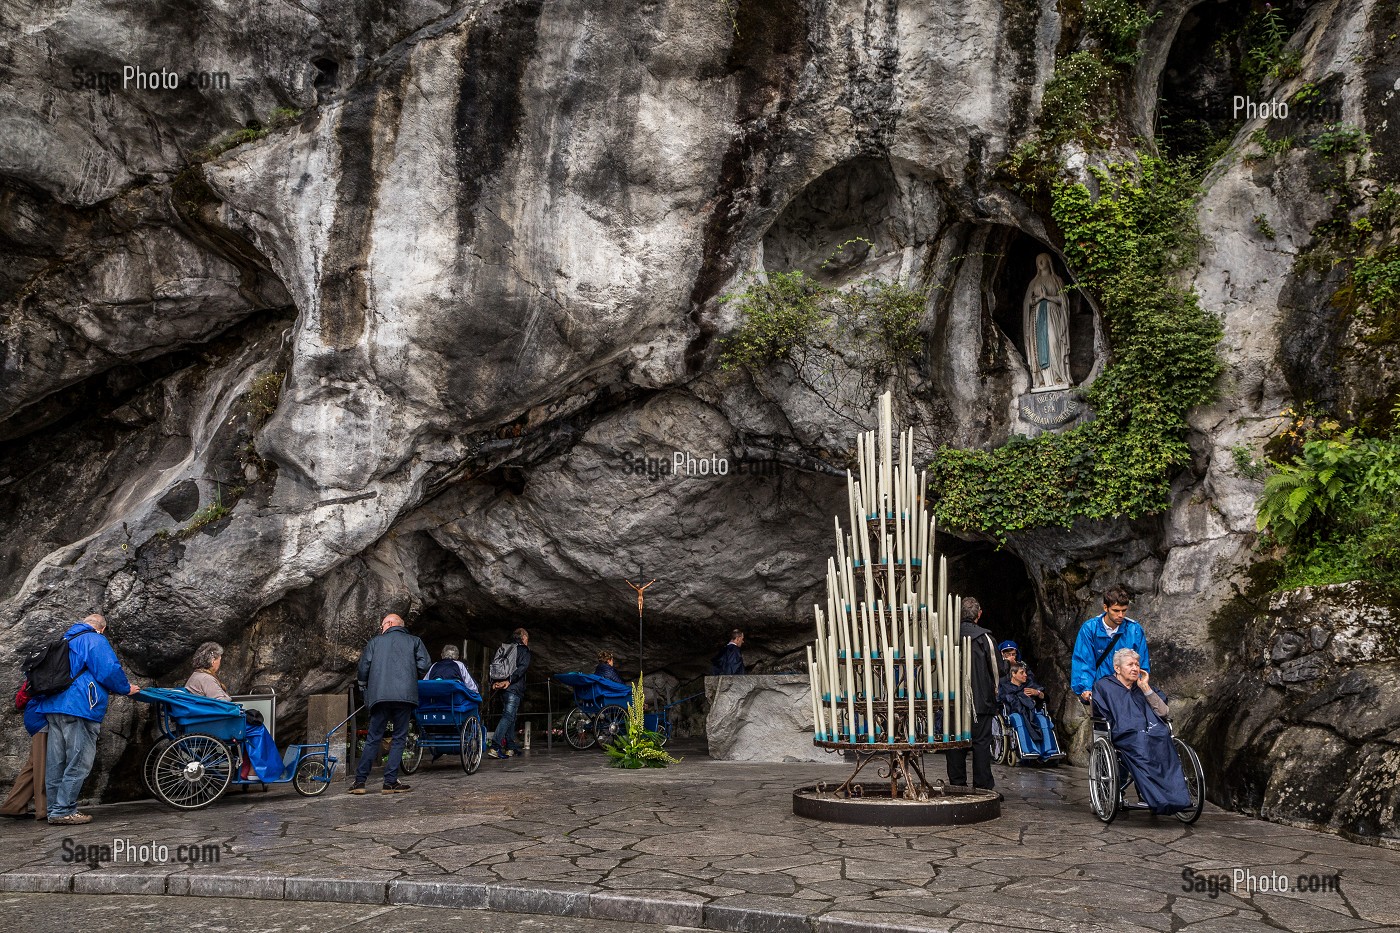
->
xmin=710 ymin=630 xmax=745 ymax=675
xmin=489 ymin=628 xmax=531 ymax=758
xmin=945 ymin=598 xmax=1001 ymax=791
xmin=350 ymin=614 xmax=430 ymax=794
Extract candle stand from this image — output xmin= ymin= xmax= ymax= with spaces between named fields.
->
xmin=793 ymin=392 xmax=1000 ymax=826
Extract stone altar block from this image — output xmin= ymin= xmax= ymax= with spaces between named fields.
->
xmin=306 ymin=693 xmax=349 ymax=772
xmin=705 ymin=674 xmax=830 ymax=763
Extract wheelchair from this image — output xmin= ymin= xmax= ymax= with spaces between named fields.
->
xmin=1088 ymin=710 xmax=1204 ymax=824
xmin=991 ymin=705 xmax=1066 ymax=766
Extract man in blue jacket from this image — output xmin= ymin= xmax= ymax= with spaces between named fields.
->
xmin=1070 ymin=585 xmax=1150 ymax=703
xmin=350 ymin=614 xmax=431 ymax=794
xmin=28 ymin=614 xmax=141 ymax=825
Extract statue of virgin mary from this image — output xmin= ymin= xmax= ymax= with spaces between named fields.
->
xmin=1022 ymin=253 xmax=1071 ymax=391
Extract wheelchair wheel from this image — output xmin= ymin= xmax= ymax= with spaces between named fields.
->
xmin=1005 ymin=724 xmax=1022 ymax=768
xmin=563 ymin=707 xmax=596 ymax=750
xmin=399 ymin=724 xmax=424 ymax=775
xmin=142 ymin=738 xmax=172 ymax=798
xmin=292 ymin=756 xmax=331 ymax=797
xmin=595 ymin=705 xmax=627 ymax=747
xmin=152 ymin=733 xmax=233 ymax=810
xmin=990 ymin=717 xmax=1006 ymax=764
xmin=460 ymin=714 xmax=484 ymax=774
xmin=1088 ymin=736 xmax=1120 ymax=824
xmin=1173 ymin=737 xmax=1206 ymax=824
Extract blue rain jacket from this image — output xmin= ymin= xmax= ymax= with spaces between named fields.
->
xmin=29 ymin=623 xmax=133 ymax=723
xmin=1070 ymin=615 xmax=1149 ymax=697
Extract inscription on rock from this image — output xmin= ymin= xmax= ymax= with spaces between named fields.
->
xmin=1017 ymin=390 xmax=1083 ymax=428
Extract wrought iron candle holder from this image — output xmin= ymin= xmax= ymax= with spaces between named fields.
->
xmin=793 ymin=392 xmax=999 ymax=825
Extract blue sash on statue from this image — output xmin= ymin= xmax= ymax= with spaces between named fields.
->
xmin=1036 ymin=298 xmax=1051 ymax=370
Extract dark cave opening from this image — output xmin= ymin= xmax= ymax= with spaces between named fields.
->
xmin=940 ymin=536 xmax=1065 ymax=701
xmin=987 ymin=227 xmax=1096 ymax=387
xmin=1155 ymin=0 xmax=1314 ymax=162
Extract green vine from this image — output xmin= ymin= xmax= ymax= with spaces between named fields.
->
xmin=930 ymin=156 xmax=1223 ymax=540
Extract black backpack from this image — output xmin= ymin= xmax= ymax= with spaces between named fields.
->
xmin=21 ymin=632 xmax=81 ymax=697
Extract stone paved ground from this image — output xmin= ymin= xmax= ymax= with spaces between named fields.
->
xmin=2 ymin=742 xmax=1397 ymax=933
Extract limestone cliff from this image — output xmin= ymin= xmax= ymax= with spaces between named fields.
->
xmin=1 ymin=0 xmax=1396 ymax=838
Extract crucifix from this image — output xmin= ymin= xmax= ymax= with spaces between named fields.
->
xmin=626 ymin=575 xmax=657 ymax=671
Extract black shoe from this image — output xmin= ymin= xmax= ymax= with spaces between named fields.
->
xmin=347 ymin=782 xmax=367 ymax=795
xmin=381 ymin=782 xmax=413 ymax=794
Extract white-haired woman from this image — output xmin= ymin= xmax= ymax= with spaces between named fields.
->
xmin=1092 ymin=647 xmax=1190 ymax=814
xmin=185 ymin=642 xmax=231 ymax=701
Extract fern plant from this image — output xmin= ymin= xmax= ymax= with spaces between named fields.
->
xmin=1256 ymin=431 xmax=1364 ymax=545
xmin=603 ymin=675 xmax=680 ymax=769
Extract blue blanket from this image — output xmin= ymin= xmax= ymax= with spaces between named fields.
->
xmin=1092 ymin=676 xmax=1190 ymax=814
xmin=243 ymin=722 xmax=284 ymax=782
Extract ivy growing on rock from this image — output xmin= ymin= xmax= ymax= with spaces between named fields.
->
xmin=930 ymin=156 xmax=1223 ymax=540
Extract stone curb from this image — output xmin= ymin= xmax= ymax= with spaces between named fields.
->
xmin=0 ymin=869 xmax=926 ymax=932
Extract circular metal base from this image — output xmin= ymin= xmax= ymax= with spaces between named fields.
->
xmin=793 ymin=783 xmax=1000 ymax=826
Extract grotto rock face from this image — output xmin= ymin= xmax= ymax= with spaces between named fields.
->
xmin=1193 ymin=584 xmax=1400 ymax=844
xmin=0 ymin=0 xmax=1397 ymax=839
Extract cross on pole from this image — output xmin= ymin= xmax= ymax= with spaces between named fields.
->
xmin=626 ymin=576 xmax=657 ymax=672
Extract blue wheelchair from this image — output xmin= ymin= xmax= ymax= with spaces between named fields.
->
xmin=991 ymin=705 xmax=1067 ymax=766
xmin=135 ymin=688 xmax=344 ymax=809
xmin=398 ymin=679 xmax=485 ymax=775
xmin=553 ymin=673 xmax=697 ymax=749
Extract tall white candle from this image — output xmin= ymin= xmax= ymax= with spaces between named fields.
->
xmin=885 ymin=535 xmax=896 ymax=606
xmin=881 ymin=604 xmax=895 ymax=743
xmin=807 ymin=652 xmax=824 ymax=740
xmin=906 ymin=643 xmax=916 ymax=742
xmin=861 ymin=602 xmax=875 ymax=743
xmin=940 ymin=638 xmax=949 ymax=742
xmin=843 ymin=608 xmax=856 ymax=739
xmin=922 ymin=642 xmax=934 ymax=742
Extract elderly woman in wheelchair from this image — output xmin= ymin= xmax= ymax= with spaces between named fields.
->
xmin=1089 ymin=648 xmax=1204 ymax=824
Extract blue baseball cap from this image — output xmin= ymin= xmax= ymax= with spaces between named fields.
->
xmin=997 ymin=640 xmax=1018 ymax=653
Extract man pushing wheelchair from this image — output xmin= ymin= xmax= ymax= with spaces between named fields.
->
xmin=1071 ymin=586 xmax=1203 ymax=822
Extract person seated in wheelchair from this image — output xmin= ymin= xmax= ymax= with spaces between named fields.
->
xmin=997 ymin=663 xmax=1063 ymax=760
xmin=996 ymin=641 xmax=1046 ymax=703
xmin=594 ymin=651 xmax=625 ymax=684
xmin=426 ymin=644 xmax=479 ymax=693
xmin=184 ymin=641 xmax=282 ymax=781
xmin=1092 ymin=648 xmax=1192 ymax=815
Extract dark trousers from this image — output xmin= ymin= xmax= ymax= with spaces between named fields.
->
xmin=946 ymin=713 xmax=995 ymax=790
xmin=355 ymin=702 xmax=413 ymax=785
xmin=494 ymin=690 xmax=523 ymax=752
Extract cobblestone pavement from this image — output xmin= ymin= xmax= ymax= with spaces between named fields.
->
xmin=2 ymin=893 xmax=706 ymax=932
xmin=2 ymin=743 xmax=1397 ymax=932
